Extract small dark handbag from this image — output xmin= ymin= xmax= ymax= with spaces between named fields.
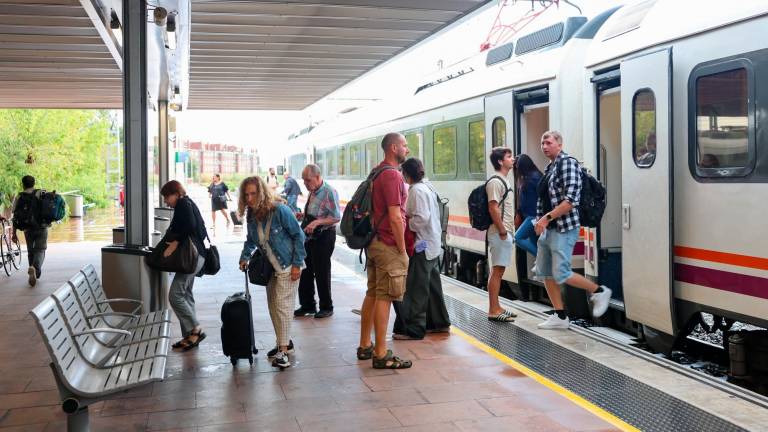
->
xmin=247 ymin=212 xmax=275 ymax=286
xmin=146 ymin=235 xmax=199 ymax=273
xmin=202 ymin=243 xmax=220 ymax=275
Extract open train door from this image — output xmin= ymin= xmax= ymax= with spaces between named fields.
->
xmin=620 ymin=48 xmax=675 ymax=335
xmin=484 ymin=91 xmax=518 ymax=285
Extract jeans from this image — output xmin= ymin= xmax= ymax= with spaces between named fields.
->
xmin=286 ymin=195 xmax=299 ymax=212
xmin=514 ymin=216 xmax=538 ymax=256
xmin=23 ymin=228 xmax=48 ymax=278
xmin=169 ymin=256 xmax=205 ymax=337
xmin=393 ymin=252 xmax=451 ymax=339
xmin=298 ymin=229 xmax=335 ymax=311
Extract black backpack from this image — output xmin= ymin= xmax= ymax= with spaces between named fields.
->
xmin=340 ymin=165 xmax=396 ymax=249
xmin=540 ymin=157 xmax=606 ymax=228
xmin=12 ymin=191 xmax=40 ymax=230
xmin=467 ymin=176 xmax=509 ymax=231
xmin=38 ymin=190 xmax=66 ymax=224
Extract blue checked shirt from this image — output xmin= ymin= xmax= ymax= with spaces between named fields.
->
xmin=304 ymin=180 xmax=341 ymax=229
xmin=537 ymin=151 xmax=582 ymax=233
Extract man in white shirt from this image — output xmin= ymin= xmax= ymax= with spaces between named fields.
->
xmin=265 ymin=167 xmax=280 ymax=192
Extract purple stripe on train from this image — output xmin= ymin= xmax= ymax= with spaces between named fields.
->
xmin=675 ymin=263 xmax=768 ymax=300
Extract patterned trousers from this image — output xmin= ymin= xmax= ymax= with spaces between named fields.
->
xmin=266 ymin=271 xmax=299 ymax=347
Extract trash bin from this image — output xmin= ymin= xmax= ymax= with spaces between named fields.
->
xmin=154 ymin=216 xmax=170 ymax=234
xmin=64 ymin=194 xmax=84 ymax=218
xmin=101 ymin=244 xmax=169 ymax=313
xmin=151 ymin=230 xmax=162 ymax=247
xmin=155 ymin=207 xmax=174 ymax=222
xmin=112 ymin=226 xmax=125 ymax=244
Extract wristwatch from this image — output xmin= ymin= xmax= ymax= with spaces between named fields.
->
xmin=546 ymin=214 xmax=553 ymax=221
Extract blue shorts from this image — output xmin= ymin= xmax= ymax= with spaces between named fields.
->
xmin=534 ymin=227 xmax=579 ymax=284
xmin=488 ymin=232 xmax=513 ymax=268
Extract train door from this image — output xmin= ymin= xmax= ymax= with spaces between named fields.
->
xmin=514 ymin=86 xmax=549 ymax=284
xmin=592 ymin=69 xmax=623 ymax=304
xmin=620 ymin=48 xmax=675 ymax=335
xmin=483 ymin=91 xmax=517 ymax=284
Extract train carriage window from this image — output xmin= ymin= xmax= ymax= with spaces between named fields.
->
xmin=365 ymin=140 xmax=377 ymax=173
xmin=326 ymin=149 xmax=337 ymax=177
xmin=350 ymin=143 xmax=362 ymax=177
xmin=433 ymin=125 xmax=457 ymax=176
xmin=469 ymin=120 xmax=486 ymax=174
xmin=337 ymin=146 xmax=346 ymax=177
xmin=405 ymin=132 xmax=421 ymax=158
xmin=492 ymin=117 xmax=506 ymax=148
xmin=695 ymin=68 xmax=749 ymax=171
xmin=633 ymin=90 xmax=656 ymax=168
xmin=315 ymin=151 xmax=325 ymax=176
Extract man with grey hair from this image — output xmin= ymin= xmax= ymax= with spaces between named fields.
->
xmin=295 ymin=163 xmax=340 ymax=318
xmin=534 ymin=130 xmax=612 ymax=329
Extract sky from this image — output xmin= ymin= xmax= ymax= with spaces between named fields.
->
xmin=176 ymin=0 xmax=621 ymax=167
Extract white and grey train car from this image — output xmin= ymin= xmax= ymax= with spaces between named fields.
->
xmin=286 ymin=0 xmax=768 ymax=353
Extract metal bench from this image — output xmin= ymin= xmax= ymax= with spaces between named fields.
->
xmin=30 ymin=296 xmax=166 ymax=432
xmin=51 ymin=283 xmax=169 ymax=368
xmin=71 ymin=266 xmax=170 ymax=331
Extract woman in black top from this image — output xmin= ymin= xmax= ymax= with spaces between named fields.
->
xmin=208 ymin=173 xmax=232 ymax=228
xmin=161 ymin=180 xmax=208 ymax=351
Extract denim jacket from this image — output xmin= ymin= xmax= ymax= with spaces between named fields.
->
xmin=240 ymin=203 xmax=306 ymax=269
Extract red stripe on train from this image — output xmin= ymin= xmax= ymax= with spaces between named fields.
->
xmin=675 ymin=263 xmax=768 ymax=300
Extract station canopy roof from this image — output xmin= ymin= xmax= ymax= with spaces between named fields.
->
xmin=0 ymin=0 xmax=489 ymax=110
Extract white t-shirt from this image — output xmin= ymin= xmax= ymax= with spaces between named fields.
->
xmin=485 ymin=173 xmax=514 ymax=235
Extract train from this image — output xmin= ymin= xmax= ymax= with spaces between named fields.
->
xmin=284 ymin=0 xmax=768 ymax=358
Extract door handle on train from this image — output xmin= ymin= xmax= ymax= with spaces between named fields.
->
xmin=622 ymin=204 xmax=630 ymax=230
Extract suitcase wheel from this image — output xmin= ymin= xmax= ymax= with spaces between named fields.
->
xmin=253 ymin=347 xmax=259 ymax=354
xmin=230 ymin=357 xmax=237 ymax=366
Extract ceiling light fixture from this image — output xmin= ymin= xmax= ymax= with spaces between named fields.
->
xmin=166 ymin=15 xmax=176 ymax=50
xmin=109 ymin=10 xmax=122 ymax=46
xmin=153 ymin=7 xmax=168 ymax=27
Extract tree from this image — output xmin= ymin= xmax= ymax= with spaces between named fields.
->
xmin=0 ymin=109 xmax=112 ymax=212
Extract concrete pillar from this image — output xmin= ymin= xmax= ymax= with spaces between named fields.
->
xmin=123 ymin=0 xmax=149 ymax=246
xmin=158 ymin=100 xmax=169 ymax=206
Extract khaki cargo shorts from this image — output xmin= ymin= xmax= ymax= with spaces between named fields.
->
xmin=366 ymin=239 xmax=409 ymax=301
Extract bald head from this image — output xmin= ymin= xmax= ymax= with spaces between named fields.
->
xmin=381 ymin=132 xmax=409 ymax=164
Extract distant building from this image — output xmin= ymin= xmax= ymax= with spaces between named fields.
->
xmin=177 ymin=140 xmax=259 ymax=178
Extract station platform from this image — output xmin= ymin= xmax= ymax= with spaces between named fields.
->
xmin=1 ymin=233 xmax=766 ymax=431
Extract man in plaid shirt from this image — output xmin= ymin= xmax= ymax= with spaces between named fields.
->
xmin=533 ymin=131 xmax=612 ymax=329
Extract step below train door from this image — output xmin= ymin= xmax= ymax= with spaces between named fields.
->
xmin=484 ymin=91 xmax=517 ymax=285
xmin=620 ymin=48 xmax=675 ymax=335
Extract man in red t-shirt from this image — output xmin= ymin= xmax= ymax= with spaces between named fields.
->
xmin=357 ymin=132 xmax=413 ymax=369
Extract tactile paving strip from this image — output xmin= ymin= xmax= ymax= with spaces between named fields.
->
xmin=443 ymin=295 xmax=748 ymax=432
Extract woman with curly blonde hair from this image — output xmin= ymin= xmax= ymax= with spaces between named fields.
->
xmin=238 ymin=175 xmax=306 ymax=369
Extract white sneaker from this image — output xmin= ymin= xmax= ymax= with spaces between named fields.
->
xmin=272 ymin=351 xmax=291 ymax=369
xmin=590 ymin=286 xmax=612 ymax=318
xmin=537 ymin=314 xmax=570 ymax=329
xmin=28 ymin=268 xmax=37 ymax=286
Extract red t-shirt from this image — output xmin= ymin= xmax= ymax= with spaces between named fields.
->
xmin=372 ymin=161 xmax=407 ymax=247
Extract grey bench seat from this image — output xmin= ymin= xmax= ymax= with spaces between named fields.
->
xmin=52 ymin=284 xmax=169 ymax=368
xmin=30 ymin=296 xmax=166 ymax=431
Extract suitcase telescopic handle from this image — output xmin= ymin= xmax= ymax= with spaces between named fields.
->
xmin=244 ymin=269 xmax=250 ymax=299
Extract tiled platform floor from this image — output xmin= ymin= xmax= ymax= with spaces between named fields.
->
xmin=0 ymin=238 xmax=620 ymax=432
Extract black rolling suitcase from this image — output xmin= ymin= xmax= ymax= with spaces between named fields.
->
xmin=221 ymin=271 xmax=258 ymax=365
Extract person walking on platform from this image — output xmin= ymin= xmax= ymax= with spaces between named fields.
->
xmin=514 ymin=154 xmax=544 ymax=257
xmin=295 ymin=164 xmax=340 ymax=318
xmin=357 ymin=132 xmax=413 ymax=369
xmin=534 ymin=131 xmax=612 ymax=329
xmin=282 ymin=170 xmax=302 ymax=213
xmin=11 ymin=175 xmax=49 ymax=286
xmin=160 ymin=180 xmax=208 ymax=351
xmin=265 ymin=167 xmax=280 ymax=192
xmin=208 ymin=173 xmax=232 ymax=228
xmin=238 ymin=176 xmax=306 ymax=369
xmin=485 ymin=148 xmax=517 ymax=323
xmin=393 ymin=158 xmax=450 ymax=340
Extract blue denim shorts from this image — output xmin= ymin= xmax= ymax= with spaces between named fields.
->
xmin=488 ymin=232 xmax=513 ymax=268
xmin=534 ymin=227 xmax=579 ymax=284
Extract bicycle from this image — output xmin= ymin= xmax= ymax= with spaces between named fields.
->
xmin=0 ymin=218 xmax=22 ymax=276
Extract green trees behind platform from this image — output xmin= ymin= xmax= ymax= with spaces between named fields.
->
xmin=0 ymin=110 xmax=112 ymax=212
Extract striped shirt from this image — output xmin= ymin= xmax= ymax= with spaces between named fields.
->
xmin=537 ymin=151 xmax=582 ymax=233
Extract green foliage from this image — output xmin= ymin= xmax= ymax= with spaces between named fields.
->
xmin=0 ymin=109 xmax=113 ymax=211
xmin=433 ymin=126 xmax=457 ymax=175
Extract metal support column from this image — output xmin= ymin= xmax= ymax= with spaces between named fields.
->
xmin=158 ymin=100 xmax=169 ymax=206
xmin=123 ymin=0 xmax=148 ymax=246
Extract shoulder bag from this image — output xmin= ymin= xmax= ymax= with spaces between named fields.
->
xmin=146 ymin=235 xmax=199 ymax=274
xmin=247 ymin=212 xmax=275 ymax=286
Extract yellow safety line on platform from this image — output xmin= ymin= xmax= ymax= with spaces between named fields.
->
xmin=451 ymin=326 xmax=641 ymax=432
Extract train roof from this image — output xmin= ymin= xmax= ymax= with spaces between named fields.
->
xmin=584 ymin=0 xmax=768 ymax=68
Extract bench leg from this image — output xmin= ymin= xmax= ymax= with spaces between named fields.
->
xmin=66 ymin=406 xmax=89 ymax=432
